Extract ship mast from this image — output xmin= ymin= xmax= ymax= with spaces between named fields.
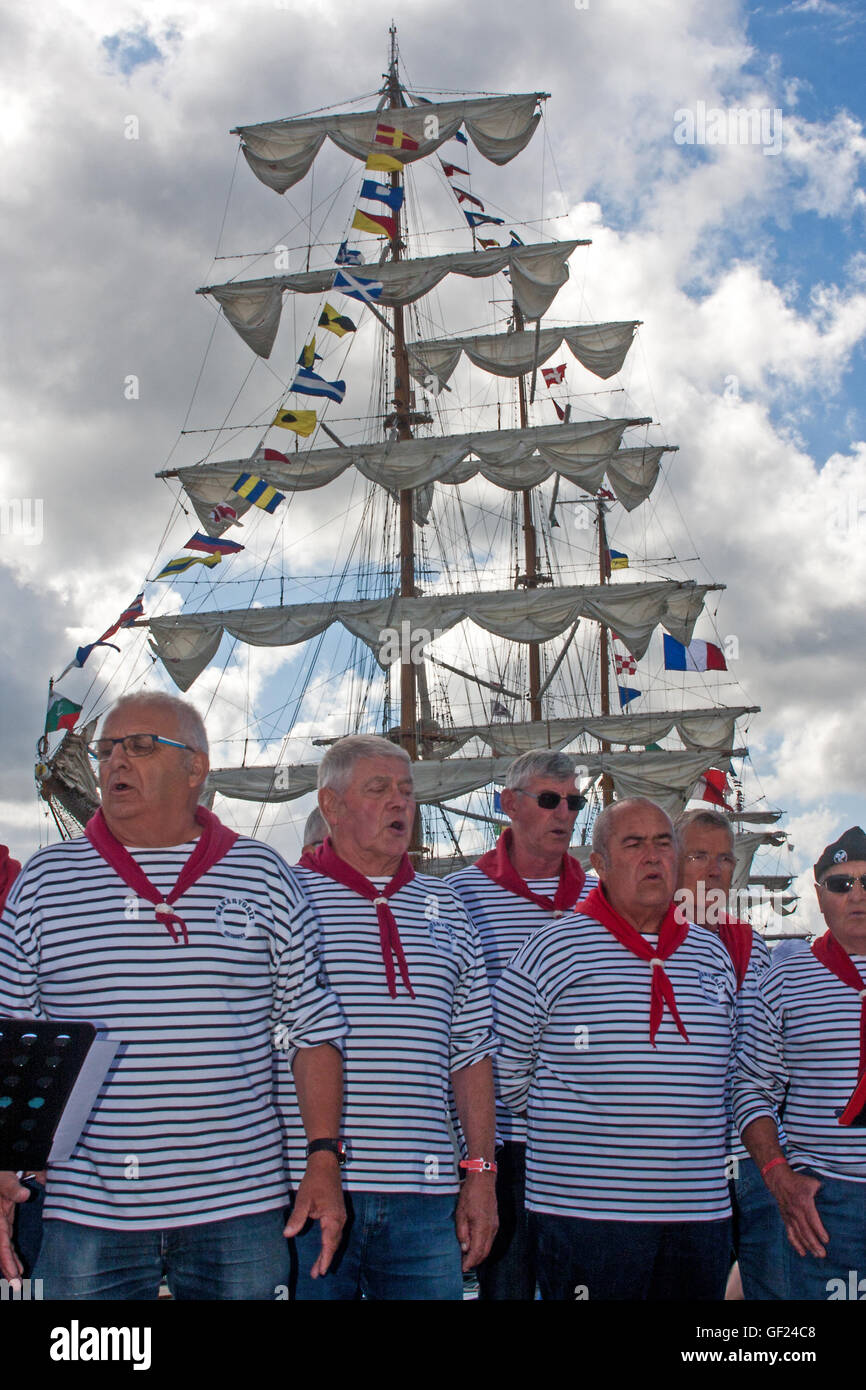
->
xmin=596 ymin=495 xmax=614 ymax=806
xmin=513 ymin=304 xmax=544 ymax=721
xmin=384 ymin=27 xmax=422 ymax=848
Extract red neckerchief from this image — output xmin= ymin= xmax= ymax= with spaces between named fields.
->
xmin=716 ymin=916 xmax=753 ymax=992
xmin=581 ymin=884 xmax=690 ymax=1046
xmin=475 ymin=829 xmax=586 ymax=916
xmin=0 ymin=845 xmax=21 ymax=917
xmin=811 ymin=932 xmax=866 ymax=1126
xmin=299 ymin=837 xmax=415 ymax=999
xmin=85 ymin=805 xmax=238 ymax=946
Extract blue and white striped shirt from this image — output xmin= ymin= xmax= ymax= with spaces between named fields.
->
xmin=494 ymin=912 xmax=737 ymax=1220
xmin=0 ymin=835 xmax=346 ymax=1229
xmin=276 ymin=870 xmax=496 ymax=1194
xmin=733 ymin=945 xmax=866 ymax=1183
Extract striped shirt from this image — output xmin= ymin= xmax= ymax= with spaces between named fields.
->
xmin=276 ymin=870 xmax=496 ymax=1194
xmin=493 ymin=913 xmax=737 ymax=1220
xmin=446 ymin=865 xmax=597 ymax=1143
xmin=0 ymin=835 xmax=346 ymax=1230
xmin=732 ymin=946 xmax=866 ymax=1183
xmin=725 ymin=928 xmax=773 ymax=1164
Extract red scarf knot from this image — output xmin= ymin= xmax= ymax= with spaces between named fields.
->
xmin=299 ymin=837 xmax=416 ymax=1000
xmin=475 ymin=829 xmax=586 ymax=916
xmin=811 ymin=933 xmax=866 ymax=1126
xmin=85 ymin=806 xmax=238 ymax=947
xmin=581 ymin=884 xmax=690 ymax=1047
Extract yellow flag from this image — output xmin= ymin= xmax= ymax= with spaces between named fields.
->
xmin=366 ymin=151 xmax=404 ymax=173
xmin=272 ymin=407 xmax=317 ymax=436
xmin=299 ymin=336 xmax=317 ymax=368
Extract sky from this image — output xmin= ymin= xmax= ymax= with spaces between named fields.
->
xmin=1 ymin=0 xmax=865 ymax=932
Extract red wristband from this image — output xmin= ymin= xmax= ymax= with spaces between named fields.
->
xmin=761 ymin=1156 xmax=787 ymax=1179
xmin=459 ymin=1157 xmax=497 ymax=1174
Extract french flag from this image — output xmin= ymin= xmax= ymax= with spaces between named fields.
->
xmin=663 ymin=634 xmax=727 ymax=671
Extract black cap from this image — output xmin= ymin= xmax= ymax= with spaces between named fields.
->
xmin=814 ymin=826 xmax=866 ymax=883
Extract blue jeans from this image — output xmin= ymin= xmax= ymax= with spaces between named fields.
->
xmin=784 ymin=1171 xmax=866 ymax=1300
xmin=477 ymin=1142 xmax=536 ymax=1301
xmin=531 ymin=1211 xmax=731 ymax=1300
xmin=291 ymin=1191 xmax=463 ymax=1300
xmin=13 ymin=1177 xmax=45 ymax=1276
xmin=732 ymin=1156 xmax=788 ymax=1299
xmin=34 ymin=1208 xmax=290 ymax=1300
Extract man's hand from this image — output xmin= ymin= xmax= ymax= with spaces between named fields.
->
xmin=283 ymin=1152 xmax=346 ymax=1278
xmin=455 ymin=1172 xmax=498 ymax=1272
xmin=0 ymin=1171 xmax=29 ymax=1284
xmin=765 ymin=1164 xmax=829 ymax=1258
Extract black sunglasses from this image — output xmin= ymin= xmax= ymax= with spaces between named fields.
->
xmin=819 ymin=874 xmax=866 ymax=895
xmin=515 ymin=788 xmax=585 ymax=812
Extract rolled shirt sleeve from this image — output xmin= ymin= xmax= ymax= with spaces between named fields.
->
xmin=732 ymin=966 xmax=789 ymax=1139
xmin=446 ymin=893 xmax=497 ymax=1073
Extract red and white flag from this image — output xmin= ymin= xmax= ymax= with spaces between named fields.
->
xmin=542 ymin=364 xmax=567 ymax=386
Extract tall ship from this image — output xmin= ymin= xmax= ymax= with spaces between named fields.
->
xmin=36 ymin=31 xmax=798 ymax=931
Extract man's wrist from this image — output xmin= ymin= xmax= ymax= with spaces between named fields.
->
xmin=305 ymin=1138 xmax=347 ymax=1166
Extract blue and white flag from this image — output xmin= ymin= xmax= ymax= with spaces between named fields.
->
xmin=335 ymin=241 xmax=363 ymax=266
xmin=289 ymin=366 xmax=347 ymax=404
xmin=360 ymin=179 xmax=405 ymax=211
xmin=333 ymin=269 xmax=384 ymax=304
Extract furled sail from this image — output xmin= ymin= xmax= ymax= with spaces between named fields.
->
xmin=407 ymin=322 xmax=641 ymax=390
xmin=731 ymin=830 xmax=788 ymax=891
xmin=207 ymin=747 xmax=735 ymax=819
xmin=170 ymin=421 xmax=669 ymax=533
xmin=404 ymin=707 xmax=758 ymax=756
xmin=199 ymin=241 xmax=583 ymax=356
xmin=235 ymin=94 xmax=546 ymax=194
xmin=148 ymin=580 xmax=719 ymax=691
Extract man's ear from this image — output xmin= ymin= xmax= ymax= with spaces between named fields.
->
xmin=499 ymin=788 xmax=517 ymax=820
xmin=189 ymin=749 xmax=209 ymax=790
xmin=319 ymin=786 xmax=338 ymax=827
xmin=589 ymin=851 xmax=606 ymax=882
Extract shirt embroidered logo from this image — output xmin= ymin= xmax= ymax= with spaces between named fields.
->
xmin=215 ymin=897 xmax=257 ymax=940
xmin=698 ymin=970 xmax=726 ymax=1005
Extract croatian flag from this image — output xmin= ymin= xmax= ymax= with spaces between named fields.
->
xmin=663 ymin=635 xmax=727 ymax=671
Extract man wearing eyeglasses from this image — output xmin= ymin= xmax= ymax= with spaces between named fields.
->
xmin=733 ymin=826 xmax=866 ymax=1299
xmin=675 ymin=808 xmax=785 ymax=1300
xmin=494 ymin=796 xmax=737 ymax=1300
xmin=447 ymin=750 xmax=588 ymax=1300
xmin=0 ymin=691 xmax=347 ymax=1299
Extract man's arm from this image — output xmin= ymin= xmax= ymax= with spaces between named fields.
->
xmin=284 ymin=1043 xmax=345 ymax=1278
xmin=451 ymin=1057 xmax=498 ymax=1271
xmin=741 ymin=1116 xmax=828 ymax=1258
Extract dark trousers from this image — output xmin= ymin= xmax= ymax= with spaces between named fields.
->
xmin=531 ymin=1210 xmax=731 ymax=1301
xmin=477 ymin=1141 xmax=535 ymax=1301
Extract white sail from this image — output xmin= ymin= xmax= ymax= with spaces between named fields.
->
xmin=407 ymin=322 xmax=640 ymax=390
xmin=148 ymin=580 xmax=718 ymax=691
xmin=408 ymin=708 xmax=758 ymax=756
xmin=235 ymin=94 xmax=545 ymax=194
xmin=169 ymin=421 xmax=669 ymax=533
xmin=207 ymin=748 xmax=733 ymax=820
xmin=200 ymin=241 xmax=583 ymax=356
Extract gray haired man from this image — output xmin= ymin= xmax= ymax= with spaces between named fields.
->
xmin=0 ymin=691 xmax=347 ymax=1299
xmin=283 ymin=734 xmax=498 ymax=1300
xmin=447 ymin=750 xmax=587 ymax=1300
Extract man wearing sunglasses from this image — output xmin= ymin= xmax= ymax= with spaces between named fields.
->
xmin=0 ymin=691 xmax=347 ymax=1299
xmin=733 ymin=826 xmax=866 ymax=1299
xmin=447 ymin=750 xmax=589 ymax=1299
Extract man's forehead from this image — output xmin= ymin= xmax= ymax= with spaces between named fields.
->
xmin=102 ymin=702 xmax=178 ymax=736
xmin=821 ymin=859 xmax=866 ymax=881
xmin=681 ymin=823 xmax=734 ymax=850
xmin=610 ymin=807 xmax=672 ymax=840
xmin=523 ymin=774 xmax=576 ymax=794
xmin=351 ymin=757 xmax=414 ymax=787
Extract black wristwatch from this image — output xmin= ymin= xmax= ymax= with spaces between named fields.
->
xmin=306 ymin=1138 xmax=347 ymax=1166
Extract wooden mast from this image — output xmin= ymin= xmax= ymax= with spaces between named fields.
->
xmin=385 ymin=27 xmax=422 ymax=850
xmin=597 ymin=495 xmax=614 ymax=807
xmin=513 ymin=304 xmax=543 ymax=722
